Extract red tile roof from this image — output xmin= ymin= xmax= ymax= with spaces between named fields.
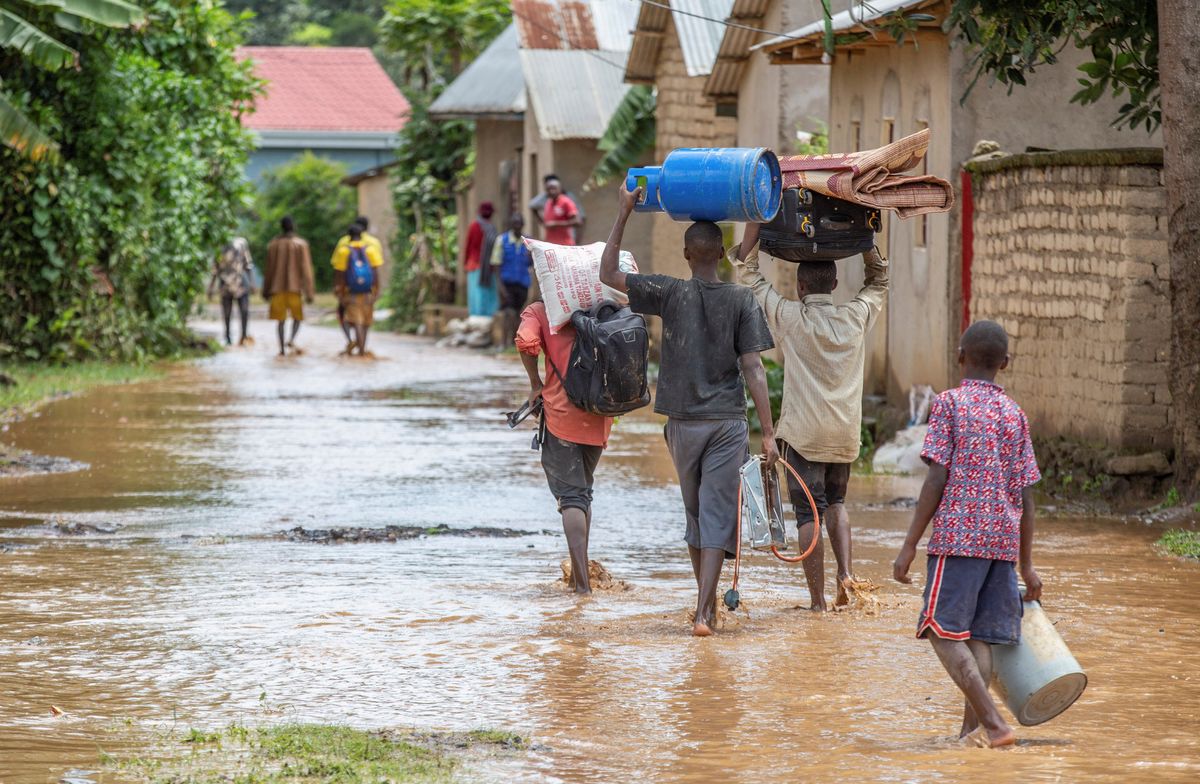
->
xmin=237 ymin=46 xmax=410 ymax=133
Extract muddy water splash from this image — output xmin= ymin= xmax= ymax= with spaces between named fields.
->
xmin=1 ymin=321 xmax=1198 ymax=782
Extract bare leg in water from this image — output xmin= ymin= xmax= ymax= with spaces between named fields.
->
xmin=287 ymin=318 xmax=301 ymax=349
xmin=959 ymin=639 xmax=994 ymax=738
xmin=796 ymin=516 xmax=827 ymax=611
xmin=927 ymin=634 xmax=1014 ymax=747
xmin=562 ymin=506 xmax=590 ymax=595
xmin=221 ymin=294 xmax=234 ymax=345
xmin=276 ymin=320 xmax=286 ymax=355
xmin=825 ymin=502 xmax=853 ymax=606
xmin=236 ymin=295 xmax=249 ymax=345
xmin=689 ymin=546 xmax=724 ymax=636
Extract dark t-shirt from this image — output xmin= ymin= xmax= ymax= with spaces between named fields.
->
xmin=627 ymin=273 xmax=774 ymax=420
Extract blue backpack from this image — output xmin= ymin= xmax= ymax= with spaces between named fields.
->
xmin=346 ymin=245 xmax=375 ymax=294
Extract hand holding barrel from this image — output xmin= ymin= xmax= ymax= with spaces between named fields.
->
xmin=618 ymin=181 xmax=643 ymax=217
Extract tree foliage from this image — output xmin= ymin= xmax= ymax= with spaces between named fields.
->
xmin=243 ymin=152 xmax=358 ymax=292
xmin=586 ymin=85 xmax=656 ymax=191
xmin=225 ymin=0 xmax=386 ymax=46
xmin=945 ymin=0 xmax=1160 ymax=131
xmin=378 ymin=0 xmax=508 ymax=91
xmin=0 ymin=0 xmax=259 ymax=362
xmin=0 ymin=0 xmax=146 ymax=160
xmin=378 ymin=0 xmax=509 ymax=330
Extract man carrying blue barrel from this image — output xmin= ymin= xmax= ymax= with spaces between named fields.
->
xmin=600 ymin=183 xmax=778 ymax=637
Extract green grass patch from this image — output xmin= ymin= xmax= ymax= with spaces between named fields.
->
xmin=0 ymin=361 xmax=162 ymax=418
xmin=103 ymin=723 xmax=525 ymax=783
xmin=1158 ymin=529 xmax=1200 ymax=559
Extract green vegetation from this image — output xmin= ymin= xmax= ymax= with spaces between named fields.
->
xmin=587 ymin=85 xmax=656 ymax=190
xmin=102 ymin=723 xmax=526 ymax=783
xmin=0 ymin=360 xmax=163 ymax=417
xmin=0 ymin=0 xmax=145 ymax=162
xmin=1 ymin=1 xmax=259 ymax=363
xmin=943 ymin=1 xmax=1158 ymax=131
xmin=793 ymin=119 xmax=830 ymax=156
xmin=225 ymin=1 xmax=387 ymax=47
xmin=1157 ymin=529 xmax=1200 ymax=559
xmin=243 ymin=152 xmax=357 ymax=292
xmin=378 ymin=0 xmax=510 ymax=331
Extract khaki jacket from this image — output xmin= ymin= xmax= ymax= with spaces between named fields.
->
xmin=732 ymin=241 xmax=889 ymax=463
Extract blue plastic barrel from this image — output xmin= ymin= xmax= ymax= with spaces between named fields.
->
xmin=626 ymin=148 xmax=782 ymax=223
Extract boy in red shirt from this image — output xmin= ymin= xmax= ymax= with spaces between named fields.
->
xmin=516 ymin=301 xmax=613 ymax=594
xmin=893 ymin=320 xmax=1043 ymax=748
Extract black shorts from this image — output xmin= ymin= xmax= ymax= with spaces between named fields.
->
xmin=917 ymin=555 xmax=1022 ymax=645
xmin=780 ymin=442 xmax=851 ymax=525
xmin=540 ymin=431 xmax=602 ymax=513
xmin=502 ymin=282 xmax=529 ymax=311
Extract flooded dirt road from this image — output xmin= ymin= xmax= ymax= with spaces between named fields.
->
xmin=2 ymin=321 xmax=1198 ymax=782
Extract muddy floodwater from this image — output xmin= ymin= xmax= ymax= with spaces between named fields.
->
xmin=2 ymin=322 xmax=1198 ymax=783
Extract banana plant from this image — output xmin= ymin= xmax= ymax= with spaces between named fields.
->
xmin=0 ymin=0 xmax=144 ymax=161
xmin=586 ymin=85 xmax=656 ymax=191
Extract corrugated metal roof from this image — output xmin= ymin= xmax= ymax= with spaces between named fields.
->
xmin=702 ymin=0 xmax=772 ymax=99
xmin=589 ymin=0 xmax=642 ymax=50
xmin=755 ymin=0 xmax=940 ymax=56
xmin=430 ymin=25 xmax=526 ymax=119
xmin=673 ymin=0 xmax=736 ymax=77
xmin=624 ymin=0 xmax=670 ymax=84
xmin=520 ymin=48 xmax=632 ymax=139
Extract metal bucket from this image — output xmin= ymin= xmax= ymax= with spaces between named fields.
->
xmin=626 ymin=147 xmax=782 ymax=223
xmin=738 ymin=456 xmax=787 ymax=551
xmin=992 ymin=600 xmax=1087 ymax=726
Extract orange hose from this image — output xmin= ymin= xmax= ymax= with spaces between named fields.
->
xmin=730 ymin=456 xmax=821 ymax=596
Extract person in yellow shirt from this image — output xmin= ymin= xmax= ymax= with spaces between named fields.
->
xmin=331 ymin=223 xmax=384 ymax=357
xmin=333 ymin=216 xmax=385 ymax=351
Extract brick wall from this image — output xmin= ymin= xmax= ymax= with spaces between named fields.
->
xmin=968 ymin=150 xmax=1171 ymax=451
xmin=649 ymin=17 xmax=737 ymax=280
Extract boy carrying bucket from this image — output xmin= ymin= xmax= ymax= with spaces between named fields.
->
xmin=893 ymin=320 xmax=1043 ymax=748
xmin=600 ymin=183 xmax=778 ymax=637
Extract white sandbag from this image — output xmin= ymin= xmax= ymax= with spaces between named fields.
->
xmin=872 ymin=424 xmax=929 ymax=475
xmin=525 ymin=239 xmax=639 ymax=332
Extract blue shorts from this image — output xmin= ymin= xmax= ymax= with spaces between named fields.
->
xmin=916 ymin=555 xmax=1022 ymax=645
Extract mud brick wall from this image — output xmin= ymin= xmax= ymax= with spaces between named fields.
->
xmin=968 ymin=151 xmax=1171 ymax=451
xmin=650 ymin=16 xmax=738 ymax=281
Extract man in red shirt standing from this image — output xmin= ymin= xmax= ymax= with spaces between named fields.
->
xmin=540 ymin=177 xmax=581 ymax=246
xmin=516 ymin=299 xmax=613 ymax=594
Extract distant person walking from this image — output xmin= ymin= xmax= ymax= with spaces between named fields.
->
xmin=529 ymin=174 xmax=585 ymax=244
xmin=464 ymin=201 xmax=499 ymax=318
xmin=332 ymin=223 xmax=384 ymax=357
xmin=494 ymin=213 xmax=533 ymax=347
xmin=263 ymin=215 xmax=315 ymax=357
xmin=534 ymin=176 xmax=581 ymax=246
xmin=208 ymin=237 xmax=254 ymax=346
xmin=334 ymin=216 xmax=385 ymax=354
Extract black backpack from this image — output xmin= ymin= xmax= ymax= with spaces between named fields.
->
xmin=759 ymin=188 xmax=881 ymax=262
xmin=549 ymin=300 xmax=650 ymax=416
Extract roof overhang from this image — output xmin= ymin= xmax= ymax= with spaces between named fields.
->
xmin=251 ymin=129 xmax=400 ymax=150
xmin=342 ymin=160 xmax=401 ymax=186
xmin=702 ymin=0 xmax=770 ymax=101
xmin=624 ymin=0 xmax=671 ymax=84
xmin=756 ymin=0 xmax=945 ymax=65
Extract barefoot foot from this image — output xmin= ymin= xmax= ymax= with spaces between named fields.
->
xmin=692 ymin=622 xmax=713 ymax=637
xmin=965 ymin=725 xmax=1015 ymax=748
xmin=835 ymin=575 xmax=851 ymax=607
